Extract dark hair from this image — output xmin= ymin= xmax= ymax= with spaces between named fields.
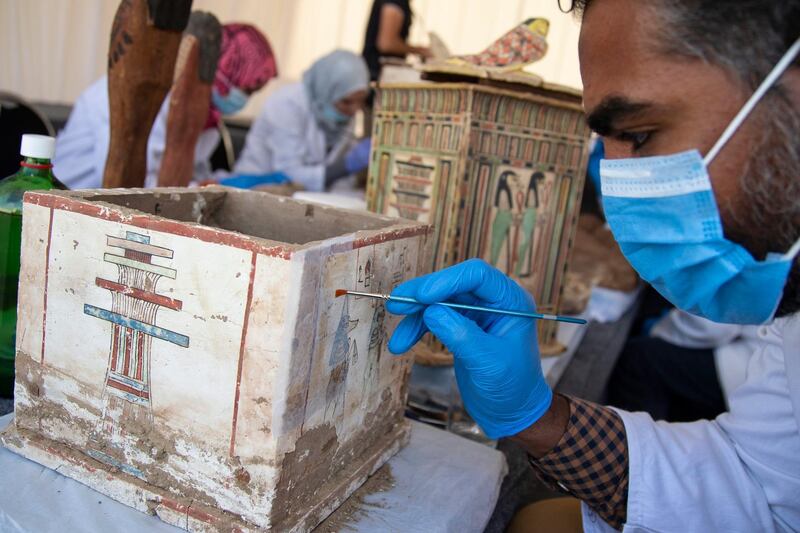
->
xmin=561 ymin=0 xmax=799 ymax=89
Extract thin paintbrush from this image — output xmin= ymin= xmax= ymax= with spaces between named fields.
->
xmin=335 ymin=289 xmax=587 ymax=325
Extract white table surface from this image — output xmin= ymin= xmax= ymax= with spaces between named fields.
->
xmin=0 ymin=414 xmax=506 ymax=533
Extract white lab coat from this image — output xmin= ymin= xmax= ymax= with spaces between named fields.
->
xmin=233 ymin=82 xmax=353 ymax=192
xmin=583 ymin=314 xmax=800 ymax=532
xmin=53 ymin=76 xmax=220 ymax=189
xmin=650 ymin=309 xmax=758 ymax=400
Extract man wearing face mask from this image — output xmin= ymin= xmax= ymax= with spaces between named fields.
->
xmin=54 ymin=23 xmax=277 ymax=190
xmin=387 ymin=1 xmax=800 ymax=531
xmin=233 ymin=49 xmax=372 ymax=192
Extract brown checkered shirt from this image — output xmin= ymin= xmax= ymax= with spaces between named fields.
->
xmin=528 ymin=395 xmax=629 ymax=531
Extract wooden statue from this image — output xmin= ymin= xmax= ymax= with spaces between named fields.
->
xmin=102 ymin=0 xmax=193 ymax=189
xmin=158 ymin=12 xmax=222 ymax=187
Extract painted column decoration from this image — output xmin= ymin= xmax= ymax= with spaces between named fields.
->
xmin=85 ymin=231 xmax=189 ymax=429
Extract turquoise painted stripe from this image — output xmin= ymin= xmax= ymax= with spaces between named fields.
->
xmin=84 ymin=305 xmax=189 ymax=347
xmin=103 ymin=253 xmax=177 ymax=279
xmin=126 ymin=232 xmax=150 ymax=244
xmin=107 ymin=371 xmax=147 ymax=392
xmin=87 ymin=449 xmax=146 ymax=479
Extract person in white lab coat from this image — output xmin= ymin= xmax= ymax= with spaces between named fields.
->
xmin=54 ymin=23 xmax=277 ymax=189
xmin=233 ymin=49 xmax=372 ymax=192
xmin=385 ymin=1 xmax=800 ymax=532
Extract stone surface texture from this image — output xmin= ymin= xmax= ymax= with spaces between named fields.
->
xmin=1 ymin=187 xmax=430 ymax=532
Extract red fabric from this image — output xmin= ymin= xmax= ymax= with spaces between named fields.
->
xmin=206 ymin=23 xmax=278 ymax=128
xmin=20 ymin=160 xmax=53 ymax=169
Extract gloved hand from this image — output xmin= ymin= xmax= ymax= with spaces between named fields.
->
xmin=218 ymin=171 xmax=291 ymax=189
xmin=387 ymin=259 xmax=552 ymax=439
xmin=344 ymin=138 xmax=372 ymax=174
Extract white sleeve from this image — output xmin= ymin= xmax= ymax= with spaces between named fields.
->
xmin=53 ymin=80 xmax=109 ymax=190
xmin=650 ymin=309 xmax=742 ymax=349
xmin=190 ymin=128 xmax=220 ymax=184
xmin=234 ymin=96 xmax=326 ymax=192
xmin=616 ymin=411 xmax=780 ymax=531
xmin=144 ymin=97 xmax=171 ymax=188
xmin=589 ymin=323 xmax=800 ymax=532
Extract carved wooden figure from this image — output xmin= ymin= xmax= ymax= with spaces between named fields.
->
xmin=102 ymin=0 xmax=193 ymax=189
xmin=158 ymin=12 xmax=222 ymax=187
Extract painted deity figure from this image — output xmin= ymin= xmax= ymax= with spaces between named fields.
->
xmin=325 ymin=296 xmax=359 ymax=422
xmin=516 ymin=171 xmax=546 ymax=277
xmin=490 ymin=170 xmax=516 ymax=268
xmin=489 ymin=170 xmax=545 ymax=278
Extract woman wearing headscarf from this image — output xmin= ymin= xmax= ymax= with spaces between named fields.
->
xmin=54 ymin=23 xmax=277 ymax=189
xmin=233 ymin=49 xmax=371 ymax=192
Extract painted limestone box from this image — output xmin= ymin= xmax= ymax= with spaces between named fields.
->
xmin=1 ymin=187 xmax=430 ymax=532
xmin=366 ymin=82 xmax=590 ymax=356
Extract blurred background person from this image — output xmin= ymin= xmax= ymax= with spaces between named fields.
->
xmin=361 ymin=0 xmax=431 ymax=83
xmin=233 ymin=49 xmax=371 ymax=192
xmin=53 ymin=23 xmax=277 ymax=190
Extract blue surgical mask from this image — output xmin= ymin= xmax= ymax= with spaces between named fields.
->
xmin=320 ymin=102 xmax=351 ymax=126
xmin=600 ymin=38 xmax=800 ymax=325
xmin=212 ymin=86 xmax=248 ymax=116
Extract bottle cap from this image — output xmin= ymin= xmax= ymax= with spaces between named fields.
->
xmin=20 ymin=134 xmax=56 ymax=159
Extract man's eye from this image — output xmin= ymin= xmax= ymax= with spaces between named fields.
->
xmin=616 ymin=131 xmax=651 ymax=151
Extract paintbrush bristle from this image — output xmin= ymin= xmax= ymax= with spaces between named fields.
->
xmin=334 ymin=289 xmax=348 ymax=298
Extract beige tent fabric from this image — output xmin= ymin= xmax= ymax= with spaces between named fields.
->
xmin=0 ymin=0 xmax=582 ymax=120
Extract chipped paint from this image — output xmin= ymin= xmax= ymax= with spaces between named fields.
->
xmin=3 ymin=188 xmax=430 ymax=532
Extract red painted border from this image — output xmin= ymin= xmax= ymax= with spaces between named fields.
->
xmin=123 ymin=329 xmax=133 ymax=376
xmin=25 ymin=192 xmax=430 ymax=259
xmin=159 ymin=497 xmax=220 ymax=525
xmin=135 ymin=331 xmax=144 ymax=381
xmin=25 ymin=193 xmax=293 ymax=259
xmin=107 ymin=377 xmax=150 ymax=399
xmin=40 ymin=208 xmax=54 ymax=364
xmin=95 ymin=278 xmax=183 ymax=311
xmin=394 ymin=175 xmax=432 ymax=186
xmin=110 ymin=325 xmax=119 ymax=372
xmin=229 ymin=251 xmax=257 ymax=457
xmin=353 ymin=225 xmax=430 ymax=249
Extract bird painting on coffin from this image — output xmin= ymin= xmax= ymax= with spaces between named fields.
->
xmin=421 ymin=18 xmax=549 ymax=79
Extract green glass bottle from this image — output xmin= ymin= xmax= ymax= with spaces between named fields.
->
xmin=0 ymin=134 xmax=67 ymax=397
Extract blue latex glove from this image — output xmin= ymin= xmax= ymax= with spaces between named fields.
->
xmin=344 ymin=138 xmax=372 ymax=174
xmin=386 ymin=259 xmax=552 ymax=439
xmin=218 ymin=171 xmax=290 ymax=189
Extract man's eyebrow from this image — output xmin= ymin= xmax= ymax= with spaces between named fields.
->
xmin=585 ymin=96 xmax=656 ymax=136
